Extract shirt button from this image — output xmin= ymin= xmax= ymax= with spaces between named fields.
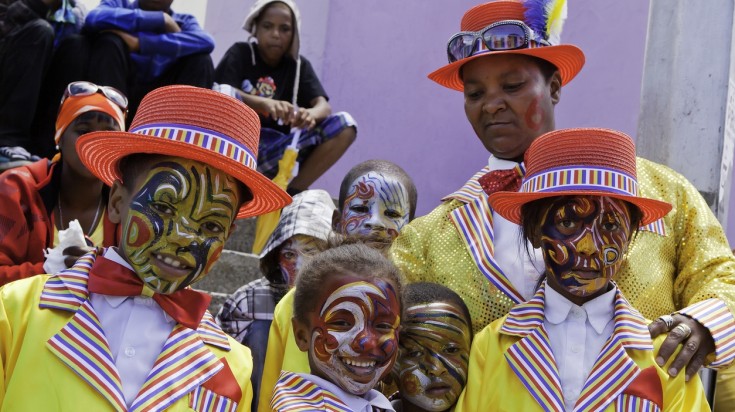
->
xmin=124 ymin=346 xmax=136 ymax=357
xmin=571 ymin=345 xmax=582 ymax=353
xmin=571 ymin=308 xmax=585 ymax=320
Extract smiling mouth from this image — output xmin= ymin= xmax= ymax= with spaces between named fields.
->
xmin=152 ymin=253 xmax=193 ymax=276
xmin=339 ymin=357 xmax=380 ymax=379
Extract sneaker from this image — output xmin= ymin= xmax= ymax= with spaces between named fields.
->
xmin=0 ymin=146 xmax=35 ymax=171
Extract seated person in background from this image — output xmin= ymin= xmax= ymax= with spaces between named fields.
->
xmin=390 ymin=282 xmax=472 ymax=412
xmin=82 ymin=0 xmax=215 ymax=124
xmin=0 ymin=0 xmax=85 ymax=168
xmin=217 ymin=188 xmax=336 ymax=409
xmin=456 ymin=128 xmax=709 ymax=411
xmin=257 ymin=159 xmax=418 ymax=411
xmin=0 ymin=85 xmax=291 ymax=410
xmin=0 ymin=81 xmax=125 ymax=285
xmin=214 ymin=0 xmax=356 ymax=195
xmin=270 ymin=242 xmax=402 ymax=411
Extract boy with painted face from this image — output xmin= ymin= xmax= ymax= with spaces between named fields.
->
xmin=0 ymin=85 xmax=291 ymax=410
xmin=218 ymin=189 xmax=335 ymax=409
xmin=335 ymin=160 xmax=417 ymax=242
xmin=455 ymin=128 xmax=710 ymax=411
xmin=256 ymin=159 xmax=417 ymax=410
xmin=270 ymin=242 xmax=403 ymax=411
xmin=391 ymin=282 xmax=472 ymax=412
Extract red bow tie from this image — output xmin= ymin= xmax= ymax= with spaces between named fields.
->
xmin=87 ymin=255 xmax=211 ymax=329
xmin=478 ymin=166 xmax=524 ymax=196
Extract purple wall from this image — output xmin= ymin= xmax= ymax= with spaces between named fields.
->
xmin=206 ymin=1 xmax=651 ymax=216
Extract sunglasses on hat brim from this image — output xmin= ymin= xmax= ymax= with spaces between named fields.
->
xmin=60 ymin=81 xmax=129 ymax=114
xmin=446 ymin=20 xmax=550 ymax=63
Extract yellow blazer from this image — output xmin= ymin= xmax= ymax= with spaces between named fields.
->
xmin=0 ymin=253 xmax=254 ymax=411
xmin=455 ymin=285 xmax=709 ymax=412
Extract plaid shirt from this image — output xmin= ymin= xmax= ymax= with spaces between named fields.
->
xmin=216 ymin=277 xmax=288 ymax=343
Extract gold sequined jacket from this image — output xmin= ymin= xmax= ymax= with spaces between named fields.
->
xmin=391 ymin=157 xmax=735 ymax=367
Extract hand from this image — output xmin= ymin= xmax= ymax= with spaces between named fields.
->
xmin=105 ymin=29 xmax=140 ymax=52
xmin=62 ymin=246 xmax=96 ymax=269
xmin=649 ymin=313 xmax=715 ymax=381
xmin=262 ymin=100 xmax=295 ymax=125
xmin=290 ymin=107 xmax=317 ymax=130
xmin=163 ymin=13 xmax=181 ymax=33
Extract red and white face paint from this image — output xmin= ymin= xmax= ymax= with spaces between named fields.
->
xmin=307 ymin=276 xmax=401 ymax=395
xmin=277 ymin=234 xmax=323 ymax=286
xmin=339 ymin=172 xmax=410 ymax=241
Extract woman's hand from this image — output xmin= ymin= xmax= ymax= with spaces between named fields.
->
xmin=649 ymin=313 xmax=715 ymax=381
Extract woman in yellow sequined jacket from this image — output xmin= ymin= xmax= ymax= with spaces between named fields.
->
xmin=391 ymin=0 xmax=735 ymax=398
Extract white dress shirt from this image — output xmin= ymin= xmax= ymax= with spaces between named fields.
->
xmin=89 ymin=248 xmax=176 ymax=406
xmin=299 ymin=373 xmax=395 ymax=412
xmin=544 ymin=284 xmax=617 ymax=411
xmin=487 ymin=156 xmax=546 ymax=300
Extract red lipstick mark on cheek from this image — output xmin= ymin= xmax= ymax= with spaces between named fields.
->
xmin=525 ymin=96 xmax=544 ymax=131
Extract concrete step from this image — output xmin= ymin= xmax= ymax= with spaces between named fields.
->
xmin=195 ymin=249 xmax=262 ymax=315
xmin=224 ymin=217 xmax=258 ymax=254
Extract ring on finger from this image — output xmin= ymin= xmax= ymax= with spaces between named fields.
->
xmin=673 ymin=323 xmax=693 ymax=339
xmin=658 ymin=314 xmax=675 ymax=330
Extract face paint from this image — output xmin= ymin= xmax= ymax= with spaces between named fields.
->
xmin=308 ymin=277 xmax=401 ymax=395
xmin=121 ymin=158 xmax=239 ymax=294
xmin=339 ymin=172 xmax=410 ymax=241
xmin=277 ymin=234 xmax=324 ymax=286
xmin=524 ymin=96 xmax=543 ymax=131
xmin=394 ymin=302 xmax=471 ymax=412
xmin=539 ymin=196 xmax=633 ymax=302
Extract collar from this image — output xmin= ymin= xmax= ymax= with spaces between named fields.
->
xmin=39 ymin=249 xmax=231 ymax=350
xmin=302 ymin=374 xmax=395 ymax=412
xmin=487 ymin=155 xmax=521 ymax=172
xmin=501 ymin=282 xmax=653 ymax=350
xmin=544 ymin=282 xmax=616 ymax=334
xmin=96 ymin=249 xmax=173 ymax=323
xmin=444 ymin=157 xmax=526 ymax=204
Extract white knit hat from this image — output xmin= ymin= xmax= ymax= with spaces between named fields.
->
xmin=242 ymin=0 xmax=301 ymax=60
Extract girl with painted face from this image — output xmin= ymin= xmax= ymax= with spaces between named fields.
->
xmin=270 ymin=242 xmax=403 ymax=412
xmin=456 ymin=128 xmax=710 ymax=411
xmin=0 ymin=81 xmax=126 ymax=285
xmin=335 ymin=159 xmax=418 ymax=243
xmin=391 ymin=282 xmax=472 ymax=412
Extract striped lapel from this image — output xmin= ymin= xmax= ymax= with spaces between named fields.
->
xmin=573 ymin=291 xmax=652 ymax=412
xmin=501 ymin=285 xmax=653 ymax=412
xmin=43 ymin=252 xmax=127 ymax=412
xmin=271 ymin=371 xmax=353 ymax=412
xmin=501 ymin=286 xmax=565 ymax=412
xmin=445 ymin=165 xmax=526 ymax=304
xmin=129 ymin=323 xmax=224 ymax=411
xmin=41 ymin=250 xmax=233 ymax=412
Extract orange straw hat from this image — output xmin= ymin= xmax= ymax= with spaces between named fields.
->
xmin=76 ymin=85 xmax=292 ymax=219
xmin=488 ymin=128 xmax=672 ymax=226
xmin=428 ymin=0 xmax=585 ymax=91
